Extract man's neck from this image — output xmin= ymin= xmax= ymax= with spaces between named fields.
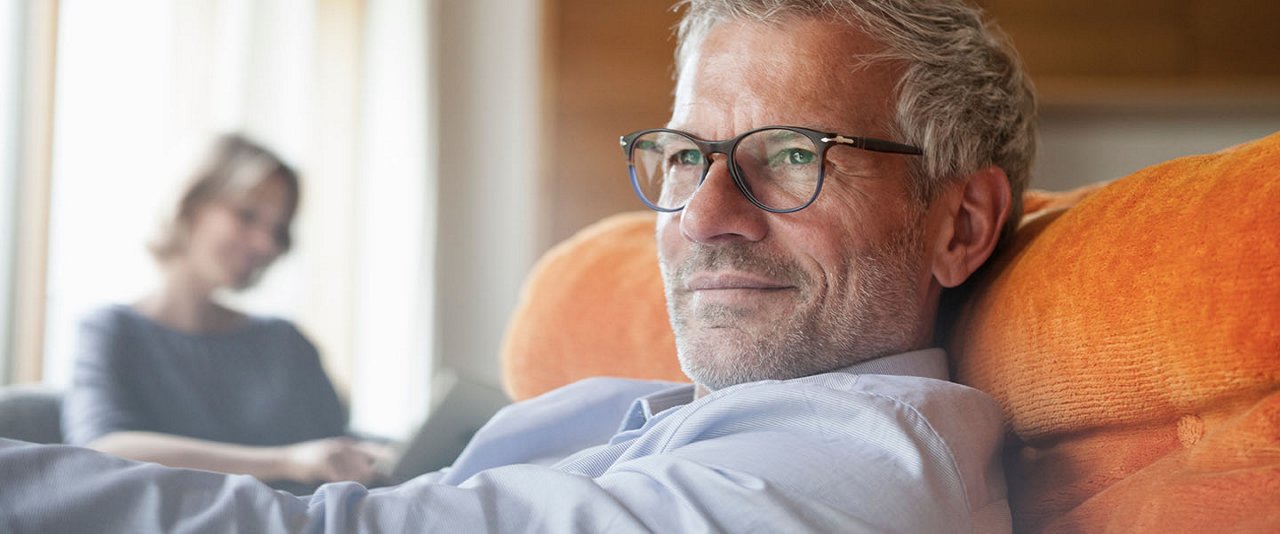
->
xmin=691 ymin=348 xmax=949 ymax=399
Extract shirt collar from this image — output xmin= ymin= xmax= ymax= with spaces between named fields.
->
xmin=620 ymin=348 xmax=949 ymax=432
xmin=834 ymin=348 xmax=949 ymax=381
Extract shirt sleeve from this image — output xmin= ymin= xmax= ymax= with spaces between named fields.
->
xmin=0 ymin=435 xmax=961 ymax=533
xmin=60 ymin=308 xmax=146 ymax=446
xmin=8 ymin=377 xmax=1008 ymax=533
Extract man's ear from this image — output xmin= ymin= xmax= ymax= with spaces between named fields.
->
xmin=930 ymin=165 xmax=1011 ymax=288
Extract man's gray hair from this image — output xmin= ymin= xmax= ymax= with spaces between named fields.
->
xmin=674 ymin=0 xmax=1037 ymax=239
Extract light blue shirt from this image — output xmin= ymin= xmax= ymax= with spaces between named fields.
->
xmin=0 ymin=349 xmax=1010 ymax=533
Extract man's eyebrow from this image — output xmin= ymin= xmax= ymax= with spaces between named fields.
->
xmin=761 ymin=129 xmax=811 ymax=143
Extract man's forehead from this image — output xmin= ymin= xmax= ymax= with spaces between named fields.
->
xmin=669 ymin=18 xmax=900 ymax=136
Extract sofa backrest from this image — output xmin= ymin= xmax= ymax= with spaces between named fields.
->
xmin=946 ymin=131 xmax=1280 ymax=531
xmin=501 ymin=211 xmax=681 ymax=401
xmin=0 ymin=385 xmax=64 ymax=444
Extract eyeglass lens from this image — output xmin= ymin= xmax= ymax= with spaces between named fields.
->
xmin=629 ymin=128 xmax=822 ymax=212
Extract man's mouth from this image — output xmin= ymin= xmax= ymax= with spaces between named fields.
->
xmin=685 ymin=272 xmax=795 ymax=292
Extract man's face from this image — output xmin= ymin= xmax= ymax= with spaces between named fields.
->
xmin=658 ymin=19 xmax=939 ymax=391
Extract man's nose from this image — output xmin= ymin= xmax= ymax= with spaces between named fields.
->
xmin=678 ymin=157 xmax=768 ymax=244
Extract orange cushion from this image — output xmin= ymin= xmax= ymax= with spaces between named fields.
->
xmin=501 ymin=211 xmax=681 ymax=401
xmin=948 ymin=131 xmax=1280 ymax=532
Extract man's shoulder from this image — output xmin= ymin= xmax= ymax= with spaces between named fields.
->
xmin=687 ymin=370 xmax=1004 ymax=449
xmin=787 ymin=370 xmax=1000 ymax=414
xmin=643 ymin=371 xmax=1006 ymax=518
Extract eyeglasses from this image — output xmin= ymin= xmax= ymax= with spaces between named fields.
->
xmin=619 ymin=126 xmax=923 ymax=213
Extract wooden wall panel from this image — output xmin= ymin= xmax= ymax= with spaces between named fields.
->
xmin=986 ymin=0 xmax=1191 ymax=78
xmin=1190 ymin=0 xmax=1280 ymax=77
xmin=984 ymin=0 xmax=1280 ymax=81
xmin=545 ymin=0 xmax=679 ymax=246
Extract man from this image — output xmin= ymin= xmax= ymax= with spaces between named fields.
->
xmin=0 ymin=0 xmax=1034 ymax=531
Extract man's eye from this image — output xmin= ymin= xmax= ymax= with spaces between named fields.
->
xmin=674 ymin=149 xmax=703 ymax=166
xmin=774 ymin=148 xmax=817 ymax=166
xmin=236 ymin=209 xmax=258 ymax=224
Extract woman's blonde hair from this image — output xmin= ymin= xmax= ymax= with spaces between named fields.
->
xmin=149 ymin=133 xmax=301 ymax=261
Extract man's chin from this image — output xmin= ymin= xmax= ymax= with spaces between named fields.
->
xmin=676 ymin=322 xmax=756 ymax=347
xmin=681 ymin=300 xmax=799 ymax=330
xmin=676 ymin=334 xmax=779 ymax=390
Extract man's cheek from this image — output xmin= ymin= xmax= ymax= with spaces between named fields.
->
xmin=656 ymin=219 xmax=686 ymax=266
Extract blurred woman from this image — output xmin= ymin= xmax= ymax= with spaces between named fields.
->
xmin=61 ymin=134 xmax=386 ymax=489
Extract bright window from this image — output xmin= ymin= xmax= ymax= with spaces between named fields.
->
xmin=43 ymin=0 xmax=435 ymax=439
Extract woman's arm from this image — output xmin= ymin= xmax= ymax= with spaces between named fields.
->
xmin=86 ymin=431 xmax=388 ymax=484
xmin=65 ymin=311 xmax=390 ymax=485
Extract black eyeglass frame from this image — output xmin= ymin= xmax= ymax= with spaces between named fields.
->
xmin=620 ymin=125 xmax=923 ymax=214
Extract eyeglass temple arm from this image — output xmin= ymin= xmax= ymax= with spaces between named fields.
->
xmin=822 ymin=134 xmax=923 ymax=156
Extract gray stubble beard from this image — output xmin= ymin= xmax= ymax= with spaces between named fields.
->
xmin=662 ymin=221 xmax=927 ymax=392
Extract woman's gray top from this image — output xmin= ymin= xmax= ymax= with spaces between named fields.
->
xmin=61 ymin=305 xmax=347 ymax=448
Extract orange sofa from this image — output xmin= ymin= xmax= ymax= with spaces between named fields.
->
xmin=501 ymin=132 xmax=1280 ymax=532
